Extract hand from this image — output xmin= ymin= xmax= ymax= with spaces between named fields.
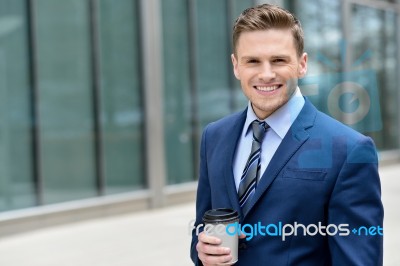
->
xmin=196 ymin=232 xmax=233 ymax=266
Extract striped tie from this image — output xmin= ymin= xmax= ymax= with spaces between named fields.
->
xmin=238 ymin=120 xmax=268 ymax=215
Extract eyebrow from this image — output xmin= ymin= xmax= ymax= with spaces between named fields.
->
xmin=270 ymin=55 xmax=291 ymax=60
xmin=241 ymin=56 xmax=258 ymax=61
xmin=240 ymin=55 xmax=291 ymax=61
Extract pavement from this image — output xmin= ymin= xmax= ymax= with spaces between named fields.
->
xmin=0 ymin=163 xmax=399 ymax=266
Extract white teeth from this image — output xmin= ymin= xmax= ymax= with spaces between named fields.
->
xmin=256 ymin=85 xmax=279 ymax=91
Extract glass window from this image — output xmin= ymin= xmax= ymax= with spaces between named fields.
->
xmin=0 ymin=0 xmax=35 ymax=211
xmin=196 ymin=0 xmax=232 ymax=128
xmin=161 ymin=0 xmax=256 ymax=184
xmin=349 ymin=4 xmax=399 ymax=150
xmin=232 ymin=0 xmax=257 ymax=111
xmin=291 ymin=0 xmax=399 ymax=151
xmin=162 ymin=0 xmax=194 ymax=184
xmin=97 ymin=0 xmax=145 ymax=193
xmin=288 ymin=0 xmax=343 ymax=76
xmin=232 ymin=0 xmax=255 ymax=17
xmin=34 ymin=0 xmax=97 ymax=203
xmin=291 ymin=1 xmax=345 ymax=121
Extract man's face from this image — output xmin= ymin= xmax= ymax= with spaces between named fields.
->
xmin=231 ymin=29 xmax=307 ymax=119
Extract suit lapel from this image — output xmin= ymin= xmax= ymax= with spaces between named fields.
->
xmin=222 ymin=110 xmax=247 ymax=219
xmin=244 ymin=99 xmax=317 ymax=218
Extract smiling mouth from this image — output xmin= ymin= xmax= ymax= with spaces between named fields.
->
xmin=254 ymin=85 xmax=282 ymax=92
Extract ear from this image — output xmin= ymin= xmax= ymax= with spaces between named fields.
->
xmin=298 ymin=52 xmax=308 ymax=78
xmin=231 ymin=53 xmax=240 ymax=80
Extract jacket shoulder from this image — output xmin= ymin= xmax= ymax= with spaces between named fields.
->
xmin=314 ymin=110 xmax=369 ymax=141
xmin=205 ymin=109 xmax=246 ymax=132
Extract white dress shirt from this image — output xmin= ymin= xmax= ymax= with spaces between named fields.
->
xmin=233 ymin=87 xmax=305 ymax=191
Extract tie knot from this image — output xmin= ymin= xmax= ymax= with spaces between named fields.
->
xmin=252 ymin=120 xmax=267 ymax=143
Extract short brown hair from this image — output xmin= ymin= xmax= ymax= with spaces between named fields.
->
xmin=232 ymin=4 xmax=304 ymax=57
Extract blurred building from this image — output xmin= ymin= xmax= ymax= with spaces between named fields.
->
xmin=0 ymin=0 xmax=399 ymax=234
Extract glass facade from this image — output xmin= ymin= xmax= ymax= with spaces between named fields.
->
xmin=0 ymin=0 xmax=144 ymax=211
xmin=349 ymin=3 xmax=399 ymax=150
xmin=162 ymin=0 xmax=193 ymax=185
xmin=291 ymin=0 xmax=400 ymax=152
xmin=196 ymin=0 xmax=232 ymax=128
xmin=0 ymin=1 xmax=35 ymax=211
xmin=0 ymin=0 xmax=399 ymax=213
xmin=35 ymin=0 xmax=97 ymax=203
xmin=161 ymin=0 xmax=255 ymax=184
xmin=97 ymin=0 xmax=144 ymax=194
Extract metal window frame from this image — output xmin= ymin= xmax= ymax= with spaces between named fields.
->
xmin=187 ymin=0 xmax=201 ymax=180
xmin=139 ymin=0 xmax=167 ymax=208
xmin=88 ymin=0 xmax=105 ymax=196
xmin=26 ymin=0 xmax=43 ymax=206
xmin=348 ymin=0 xmax=400 ymax=12
xmin=134 ymin=0 xmax=148 ymax=190
xmin=226 ymin=0 xmax=236 ymax=111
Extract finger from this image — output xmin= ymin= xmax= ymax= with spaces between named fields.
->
xmin=198 ymin=253 xmax=233 ymax=266
xmin=198 ymin=232 xmax=222 ymax=245
xmin=238 ymin=233 xmax=246 ymax=239
xmin=197 ymin=241 xmax=231 ymax=255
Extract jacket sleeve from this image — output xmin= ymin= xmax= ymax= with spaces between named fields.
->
xmin=328 ymin=137 xmax=384 ymax=265
xmin=190 ymin=125 xmax=212 ymax=265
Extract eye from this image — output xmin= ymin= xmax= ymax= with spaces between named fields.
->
xmin=272 ymin=58 xmax=286 ymax=63
xmin=246 ymin=59 xmax=259 ymax=64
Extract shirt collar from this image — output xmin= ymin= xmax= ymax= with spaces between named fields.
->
xmin=244 ymin=87 xmax=305 ymax=139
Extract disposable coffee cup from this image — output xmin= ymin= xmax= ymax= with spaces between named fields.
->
xmin=203 ymin=208 xmax=239 ymax=265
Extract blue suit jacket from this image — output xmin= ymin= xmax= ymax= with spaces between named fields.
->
xmin=191 ymin=98 xmax=383 ymax=265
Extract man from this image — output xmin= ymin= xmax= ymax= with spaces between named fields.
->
xmin=190 ymin=4 xmax=383 ymax=266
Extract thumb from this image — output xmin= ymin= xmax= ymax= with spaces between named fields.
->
xmin=239 ymin=232 xmax=246 ymax=239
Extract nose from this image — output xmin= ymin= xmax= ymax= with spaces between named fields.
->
xmin=257 ymin=62 xmax=276 ymax=81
